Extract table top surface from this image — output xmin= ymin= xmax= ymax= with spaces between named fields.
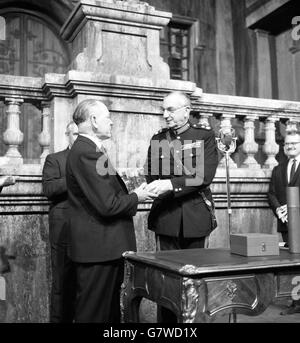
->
xmin=123 ymin=248 xmax=300 ymax=276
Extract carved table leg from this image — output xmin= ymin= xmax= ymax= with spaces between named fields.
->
xmin=121 ymin=260 xmax=142 ymax=323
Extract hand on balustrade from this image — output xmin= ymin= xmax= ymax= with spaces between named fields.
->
xmin=0 ymin=175 xmax=17 ymax=188
xmin=276 ymin=204 xmax=288 ymax=223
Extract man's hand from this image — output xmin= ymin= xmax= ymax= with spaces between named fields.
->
xmin=145 ymin=180 xmax=173 ymax=196
xmin=276 ymin=204 xmax=288 ymax=223
xmin=0 ymin=175 xmax=17 ymax=188
xmin=133 ymin=182 xmax=158 ymax=202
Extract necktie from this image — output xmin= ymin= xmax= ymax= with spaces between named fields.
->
xmin=290 ymin=159 xmax=297 ymax=184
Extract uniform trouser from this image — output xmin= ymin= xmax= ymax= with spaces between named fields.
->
xmin=50 ymin=240 xmax=76 ymax=322
xmin=156 ymin=230 xmax=206 ymax=323
xmin=74 ymin=258 xmax=124 ymax=323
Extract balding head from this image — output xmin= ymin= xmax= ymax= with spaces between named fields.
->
xmin=73 ymin=99 xmax=113 ymax=140
xmin=164 ymin=91 xmax=191 ymax=109
xmin=65 ymin=121 xmax=78 ymax=148
xmin=162 ymin=91 xmax=191 ymax=129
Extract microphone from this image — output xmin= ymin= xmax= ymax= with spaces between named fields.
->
xmin=216 ymin=128 xmax=237 ymax=153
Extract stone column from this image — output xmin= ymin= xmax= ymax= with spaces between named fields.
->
xmin=241 ymin=115 xmax=260 ymax=169
xmin=262 ymin=116 xmax=279 ymax=169
xmin=0 ymin=98 xmax=24 ymax=166
xmin=255 ymin=29 xmax=272 ymax=99
xmin=218 ymin=114 xmax=237 ymax=168
xmin=38 ymin=102 xmax=51 ymax=164
xmin=290 ymin=40 xmax=300 ymax=100
xmin=60 ymin=0 xmax=171 ymax=80
xmin=198 ymin=113 xmax=212 ymax=128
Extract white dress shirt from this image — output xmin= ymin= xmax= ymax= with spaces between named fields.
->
xmin=287 ymin=155 xmax=300 ymax=183
xmin=79 ymin=133 xmax=104 ymax=152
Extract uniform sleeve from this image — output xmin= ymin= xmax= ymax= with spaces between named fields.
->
xmin=144 ymin=139 xmax=159 ymax=184
xmin=42 ymin=154 xmax=67 ymax=200
xmin=267 ymin=167 xmax=281 ymax=216
xmin=72 ymin=149 xmax=138 ymax=218
xmin=171 ymin=130 xmax=218 ymax=198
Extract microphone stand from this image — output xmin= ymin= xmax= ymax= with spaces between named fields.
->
xmin=215 ymin=133 xmax=237 ymax=242
xmin=216 ymin=131 xmax=237 ymax=324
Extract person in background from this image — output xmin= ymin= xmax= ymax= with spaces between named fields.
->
xmin=42 ymin=121 xmax=78 ymax=322
xmin=268 ymin=130 xmax=300 ymax=315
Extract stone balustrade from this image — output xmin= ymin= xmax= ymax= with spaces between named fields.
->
xmin=1 ymin=74 xmax=300 ymax=180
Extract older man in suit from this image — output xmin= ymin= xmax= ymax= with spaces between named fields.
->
xmin=268 ymin=130 xmax=300 ymax=315
xmin=42 ymin=121 xmax=78 ymax=322
xmin=66 ymin=99 xmax=156 ymax=323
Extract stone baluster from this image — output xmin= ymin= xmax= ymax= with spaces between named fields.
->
xmin=262 ymin=116 xmax=279 ymax=169
xmin=198 ymin=113 xmax=212 ymax=128
xmin=0 ymin=98 xmax=24 ymax=166
xmin=241 ymin=115 xmax=260 ymax=169
xmin=38 ymin=102 xmax=51 ymax=163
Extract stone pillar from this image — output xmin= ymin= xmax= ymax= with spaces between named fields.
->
xmin=290 ymin=41 xmax=300 ymax=100
xmin=0 ymin=16 xmax=5 ymax=40
xmin=216 ymin=0 xmax=236 ymax=95
xmin=38 ymin=102 xmax=51 ymax=164
xmin=60 ymin=0 xmax=171 ymax=80
xmin=198 ymin=113 xmax=212 ymax=128
xmin=241 ymin=115 xmax=260 ymax=169
xmin=262 ymin=116 xmax=279 ymax=169
xmin=218 ymin=114 xmax=237 ymax=168
xmin=0 ymin=98 xmax=24 ymax=166
xmin=255 ymin=29 xmax=272 ymax=99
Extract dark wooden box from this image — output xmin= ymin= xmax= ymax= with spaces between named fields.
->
xmin=230 ymin=233 xmax=279 ymax=256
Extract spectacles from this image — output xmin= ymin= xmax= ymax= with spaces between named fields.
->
xmin=284 ymin=142 xmax=300 ymax=147
xmin=162 ymin=106 xmax=188 ymax=115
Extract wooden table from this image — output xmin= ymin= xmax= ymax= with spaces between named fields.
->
xmin=121 ymin=248 xmax=300 ymax=323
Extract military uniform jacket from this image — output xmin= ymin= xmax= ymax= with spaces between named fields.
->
xmin=268 ymin=159 xmax=300 ymax=233
xmin=145 ymin=121 xmax=219 ymax=238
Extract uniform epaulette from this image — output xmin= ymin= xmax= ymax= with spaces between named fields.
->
xmin=153 ymin=127 xmax=169 ymax=136
xmin=191 ymin=122 xmax=211 ymax=130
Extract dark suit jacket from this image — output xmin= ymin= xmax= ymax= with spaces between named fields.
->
xmin=66 ymin=135 xmax=137 ymax=263
xmin=42 ymin=149 xmax=69 ymax=244
xmin=268 ymin=159 xmax=300 ymax=233
xmin=145 ymin=123 xmax=219 ymax=238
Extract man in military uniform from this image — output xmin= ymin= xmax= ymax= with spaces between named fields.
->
xmin=145 ymin=91 xmax=219 ymax=249
xmin=145 ymin=91 xmax=218 ymax=321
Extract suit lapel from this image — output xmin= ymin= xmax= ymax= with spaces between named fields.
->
xmin=290 ymin=162 xmax=300 ymax=186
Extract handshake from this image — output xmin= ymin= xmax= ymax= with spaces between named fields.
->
xmin=133 ymin=180 xmax=173 ymax=202
xmin=276 ymin=204 xmax=288 ymax=223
